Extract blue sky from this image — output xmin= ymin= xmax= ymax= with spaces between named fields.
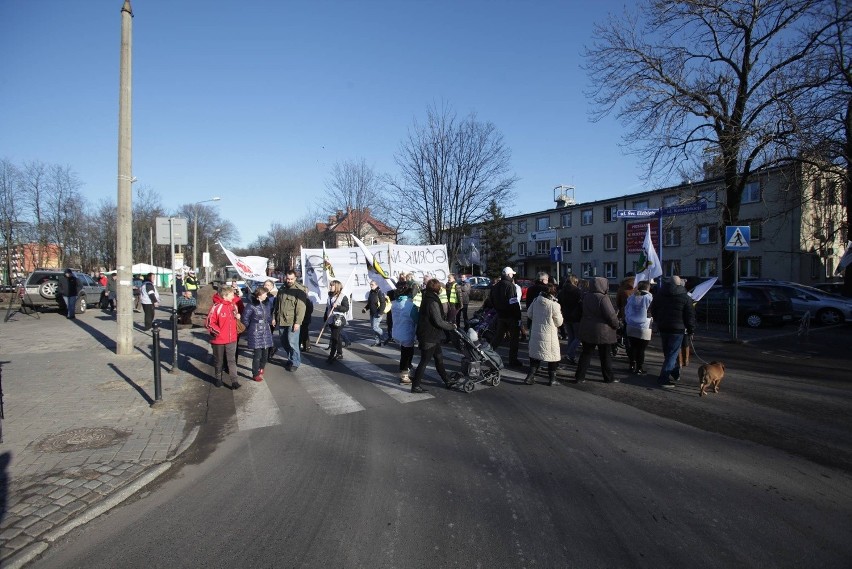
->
xmin=0 ymin=0 xmax=648 ymax=248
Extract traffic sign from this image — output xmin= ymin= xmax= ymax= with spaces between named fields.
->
xmin=616 ymin=209 xmax=659 ymax=219
xmin=660 ymin=202 xmax=708 ymax=216
xmin=725 ymin=226 xmax=751 ymax=251
xmin=155 ymin=217 xmax=188 ymax=245
xmin=550 ymin=246 xmax=562 ymax=262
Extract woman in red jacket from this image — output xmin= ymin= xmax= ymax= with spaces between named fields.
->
xmin=208 ymin=285 xmax=241 ymax=389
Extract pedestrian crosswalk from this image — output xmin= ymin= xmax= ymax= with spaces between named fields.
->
xmin=232 ymin=340 xmax=504 ymax=431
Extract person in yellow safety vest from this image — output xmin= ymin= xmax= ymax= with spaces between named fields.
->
xmin=185 ymin=271 xmax=199 ymax=298
xmin=443 ymin=273 xmax=462 ymax=345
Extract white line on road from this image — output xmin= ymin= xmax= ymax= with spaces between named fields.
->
xmin=294 ymin=365 xmax=367 ymax=416
xmin=337 ymin=347 xmax=435 ymax=403
xmin=234 ymin=378 xmax=284 ymax=431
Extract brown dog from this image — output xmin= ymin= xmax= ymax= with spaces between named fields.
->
xmin=698 ymin=362 xmax=725 ymax=397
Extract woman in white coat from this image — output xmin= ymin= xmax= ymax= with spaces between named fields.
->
xmin=524 ymin=282 xmax=564 ymax=386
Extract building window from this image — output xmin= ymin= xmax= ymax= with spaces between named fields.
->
xmin=536 ymin=240 xmax=551 ymax=255
xmin=505 ymin=223 xmax=513 ymax=235
xmin=633 ymin=199 xmax=649 ymax=209
xmin=536 ymin=216 xmax=550 ymax=231
xmin=581 ymin=235 xmax=594 ymax=252
xmin=663 ymin=195 xmax=680 ymax=207
xmin=697 ymin=258 xmax=718 ymax=277
xmin=604 ymin=262 xmax=617 ymax=279
xmin=581 ymin=262 xmax=593 ymax=277
xmin=604 ymin=233 xmax=618 ymax=251
xmin=813 ymin=179 xmax=823 ymax=201
xmin=560 ymin=212 xmax=572 ymax=228
xmin=699 ymin=189 xmax=717 ymax=209
xmin=664 ymin=227 xmax=681 ymax=247
xmin=745 ymin=219 xmax=763 ymax=241
xmin=517 ymin=220 xmax=527 ymax=234
xmin=518 ymin=242 xmax=527 ymax=256
xmin=739 ymin=257 xmax=761 ymax=278
xmin=563 ymin=262 xmax=573 ymax=276
xmin=697 ymin=224 xmax=718 ymax=245
xmin=742 ymin=181 xmax=760 ymax=204
xmin=604 ymin=205 xmax=618 ymax=222
xmin=581 ymin=209 xmax=593 ymax=225
xmin=663 ymin=259 xmax=681 ymax=276
xmin=561 ymin=237 xmax=572 ymax=253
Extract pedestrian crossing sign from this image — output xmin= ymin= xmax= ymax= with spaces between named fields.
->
xmin=725 ymin=226 xmax=751 ymax=251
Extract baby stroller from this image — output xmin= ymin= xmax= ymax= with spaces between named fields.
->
xmin=449 ymin=328 xmax=503 ymax=393
xmin=470 ymin=307 xmax=498 ymax=344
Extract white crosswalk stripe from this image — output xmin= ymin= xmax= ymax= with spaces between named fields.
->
xmin=234 ymin=339 xmax=507 ymax=428
xmin=234 ymin=378 xmax=284 ymax=431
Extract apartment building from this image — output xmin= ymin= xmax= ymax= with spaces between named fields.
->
xmin=474 ymin=165 xmax=846 ymax=285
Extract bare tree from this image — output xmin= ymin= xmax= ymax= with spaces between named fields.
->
xmin=387 ymin=103 xmax=517 ymax=265
xmin=585 ymin=0 xmax=835 ymax=284
xmin=42 ymin=164 xmax=86 ymax=268
xmin=0 ymin=159 xmax=24 ymax=284
xmin=323 ymin=159 xmax=386 ymax=245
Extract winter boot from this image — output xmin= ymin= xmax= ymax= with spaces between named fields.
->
xmin=524 ymin=365 xmax=538 ymax=385
xmin=548 ymin=371 xmax=560 ymax=386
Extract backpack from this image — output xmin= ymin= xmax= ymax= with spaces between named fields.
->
xmin=205 ymin=304 xmax=223 ymax=337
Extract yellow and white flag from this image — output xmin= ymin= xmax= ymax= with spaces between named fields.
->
xmin=350 ymin=234 xmax=395 ymax=293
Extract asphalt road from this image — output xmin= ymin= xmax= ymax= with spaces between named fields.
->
xmin=30 ymin=325 xmax=852 ymax=569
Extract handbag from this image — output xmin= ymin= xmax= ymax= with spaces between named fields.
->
xmin=236 ymin=319 xmax=247 ymax=334
xmin=330 ymin=313 xmax=347 ymax=329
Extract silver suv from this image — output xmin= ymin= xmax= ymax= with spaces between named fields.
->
xmin=19 ymin=269 xmax=106 ymax=314
xmin=739 ymin=280 xmax=852 ymax=325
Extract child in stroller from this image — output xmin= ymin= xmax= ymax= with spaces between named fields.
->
xmin=470 ymin=306 xmax=498 ymax=344
xmin=449 ymin=328 xmax=503 ymax=392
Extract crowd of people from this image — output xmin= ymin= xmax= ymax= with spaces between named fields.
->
xmin=194 ymin=265 xmax=696 ymax=392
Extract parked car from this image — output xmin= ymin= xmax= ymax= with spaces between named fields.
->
xmin=812 ymin=281 xmax=849 ymax=297
xmin=465 ymin=276 xmax=492 ymax=289
xmin=739 ymin=280 xmax=852 ymax=325
xmin=695 ymin=285 xmax=794 ymax=328
xmin=19 ymin=269 xmax=106 ymax=314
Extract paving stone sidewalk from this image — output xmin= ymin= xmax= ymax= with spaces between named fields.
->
xmin=0 ymin=299 xmax=212 ymax=567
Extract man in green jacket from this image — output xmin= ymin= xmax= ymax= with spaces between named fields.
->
xmin=274 ymin=270 xmax=308 ymax=371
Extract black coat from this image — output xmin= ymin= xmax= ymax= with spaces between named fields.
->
xmin=525 ymin=281 xmax=548 ymax=309
xmin=558 ymin=282 xmax=583 ymax=322
xmin=365 ymin=288 xmax=387 ymax=317
xmin=649 ymin=280 xmax=696 ymax=334
xmin=416 ymin=290 xmax=455 ymax=349
xmin=58 ymin=274 xmax=79 ymax=297
xmin=489 ymin=276 xmax=521 ymax=319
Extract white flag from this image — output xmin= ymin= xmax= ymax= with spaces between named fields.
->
xmin=836 ymin=241 xmax=852 ymax=275
xmin=218 ymin=243 xmax=268 ymax=281
xmin=634 ymin=224 xmax=663 ymax=287
xmin=470 ymin=242 xmax=480 ymax=265
xmin=350 ymin=234 xmax=396 ymax=293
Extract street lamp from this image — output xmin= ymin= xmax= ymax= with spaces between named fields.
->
xmin=193 ymin=197 xmax=221 ymax=274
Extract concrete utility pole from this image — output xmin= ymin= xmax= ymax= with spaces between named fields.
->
xmin=116 ymin=0 xmax=134 ymax=355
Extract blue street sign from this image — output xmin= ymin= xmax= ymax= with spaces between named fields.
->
xmin=550 ymin=246 xmax=562 ymax=262
xmin=725 ymin=226 xmax=751 ymax=251
xmin=660 ymin=202 xmax=708 ymax=216
xmin=616 ymin=209 xmax=659 ymax=218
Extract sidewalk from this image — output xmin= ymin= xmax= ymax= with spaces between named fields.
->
xmin=0 ymin=300 xmax=211 ymax=568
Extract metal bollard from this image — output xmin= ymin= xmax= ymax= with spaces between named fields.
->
xmin=152 ymin=322 xmax=162 ymax=401
xmin=171 ymin=308 xmax=179 ymax=373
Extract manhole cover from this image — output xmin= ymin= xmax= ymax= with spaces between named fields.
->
xmin=36 ymin=427 xmax=131 ymax=453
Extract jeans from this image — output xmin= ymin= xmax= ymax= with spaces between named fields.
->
xmin=212 ymin=342 xmax=237 ymax=384
xmin=658 ymin=332 xmax=684 ymax=383
xmin=564 ymin=322 xmax=580 ymax=360
xmin=627 ymin=337 xmax=650 ymax=371
xmin=63 ymin=295 xmax=77 ymax=318
xmin=575 ymin=343 xmax=615 ymax=382
xmin=456 ymin=303 xmax=469 ymax=329
xmin=251 ymin=348 xmax=269 ymax=377
xmin=370 ymin=316 xmax=387 ymax=344
xmin=280 ymin=325 xmax=301 ymax=368
xmin=413 ymin=344 xmax=448 ymax=388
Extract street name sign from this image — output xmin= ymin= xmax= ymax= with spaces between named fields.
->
xmin=616 ymin=209 xmax=659 ymax=218
xmin=660 ymin=202 xmax=708 ymax=216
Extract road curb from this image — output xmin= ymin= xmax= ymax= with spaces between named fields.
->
xmin=3 ymin=420 xmax=201 ymax=569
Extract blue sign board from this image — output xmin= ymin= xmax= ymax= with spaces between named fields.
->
xmin=660 ymin=202 xmax=708 ymax=216
xmin=724 ymin=226 xmax=751 ymax=251
xmin=616 ymin=209 xmax=659 ymax=219
xmin=550 ymin=246 xmax=562 ymax=262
